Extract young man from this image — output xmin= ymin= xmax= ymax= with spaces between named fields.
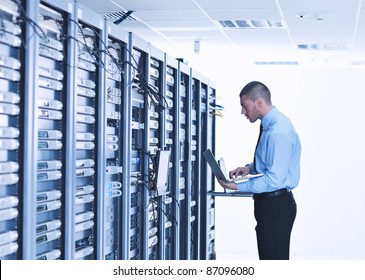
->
xmin=218 ymin=81 xmax=301 ymax=260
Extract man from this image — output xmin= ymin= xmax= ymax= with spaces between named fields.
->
xmin=218 ymin=81 xmax=301 ymax=260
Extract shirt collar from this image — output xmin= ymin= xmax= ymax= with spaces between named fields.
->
xmin=261 ymin=107 xmax=278 ymax=130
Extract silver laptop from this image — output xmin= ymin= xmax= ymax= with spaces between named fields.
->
xmin=203 ymin=149 xmax=263 ymax=184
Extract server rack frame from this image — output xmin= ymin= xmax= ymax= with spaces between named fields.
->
xmin=200 ymin=80 xmax=217 ymax=260
xmin=143 ymin=42 xmax=165 ymax=260
xmin=22 ymin=0 xmax=40 ymax=260
xmin=128 ymin=33 xmax=161 ymax=260
xmin=191 ymin=69 xmax=207 ymax=260
xmin=22 ymin=0 xmax=76 ymax=260
xmin=104 ymin=20 xmax=129 ymax=261
xmin=178 ymin=61 xmax=192 ymax=260
xmin=148 ymin=45 xmax=166 ymax=260
xmin=120 ymin=31 xmax=133 ymax=260
xmin=164 ymin=53 xmax=179 ymax=260
xmin=72 ymin=1 xmax=105 ymax=260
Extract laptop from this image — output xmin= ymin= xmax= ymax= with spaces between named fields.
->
xmin=203 ymin=149 xmax=263 ymax=184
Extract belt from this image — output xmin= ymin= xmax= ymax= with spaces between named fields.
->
xmin=253 ymin=188 xmax=290 ymax=199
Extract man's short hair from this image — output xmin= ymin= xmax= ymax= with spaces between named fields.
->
xmin=239 ymin=81 xmax=272 ymax=105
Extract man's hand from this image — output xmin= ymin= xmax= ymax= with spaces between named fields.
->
xmin=217 ymin=178 xmax=238 ymax=190
xmin=229 ymin=165 xmax=250 ymax=179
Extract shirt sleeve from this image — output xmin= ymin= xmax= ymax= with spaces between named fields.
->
xmin=237 ymin=133 xmax=292 ymax=193
xmin=247 ymin=162 xmax=254 ymax=173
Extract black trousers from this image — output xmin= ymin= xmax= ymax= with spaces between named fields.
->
xmin=254 ymin=191 xmax=297 ymax=260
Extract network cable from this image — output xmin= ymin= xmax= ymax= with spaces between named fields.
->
xmin=121 ymin=44 xmax=169 ymax=112
xmin=14 ymin=0 xmax=48 ymax=48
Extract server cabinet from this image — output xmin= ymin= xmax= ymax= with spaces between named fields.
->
xmin=190 ymin=71 xmax=204 ymax=260
xmin=103 ymin=21 xmax=128 ymax=260
xmin=69 ymin=3 xmax=106 ymax=260
xmin=207 ymin=84 xmax=217 ymax=260
xmin=201 ymin=81 xmax=217 ymax=260
xmin=148 ymin=46 xmax=167 ymax=260
xmin=128 ymin=34 xmax=176 ymax=259
xmin=34 ymin=0 xmax=74 ymax=261
xmin=15 ymin=0 xmax=75 ymax=260
xmin=127 ymin=35 xmax=147 ymax=260
xmin=178 ymin=61 xmax=191 ymax=259
xmin=127 ymin=34 xmax=166 ymax=260
xmin=0 ymin=0 xmax=23 ymax=260
xmin=146 ymin=45 xmax=165 ymax=260
xmin=164 ymin=54 xmax=178 ymax=260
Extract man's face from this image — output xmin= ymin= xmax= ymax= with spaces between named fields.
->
xmin=240 ymin=95 xmax=259 ymax=123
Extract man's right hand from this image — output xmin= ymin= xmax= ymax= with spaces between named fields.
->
xmin=229 ymin=165 xmax=251 ymax=179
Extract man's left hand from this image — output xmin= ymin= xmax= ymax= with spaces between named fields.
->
xmin=217 ymin=178 xmax=238 ymax=190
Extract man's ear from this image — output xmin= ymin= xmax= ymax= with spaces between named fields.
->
xmin=256 ymin=97 xmax=264 ymax=107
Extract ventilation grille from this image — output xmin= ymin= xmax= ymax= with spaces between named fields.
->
xmin=254 ymin=61 xmax=299 ymax=65
xmin=218 ymin=19 xmax=284 ymax=29
xmin=298 ymin=44 xmax=352 ymax=50
xmin=351 ymin=61 xmax=365 ymax=66
xmin=103 ymin=11 xmax=136 ymax=22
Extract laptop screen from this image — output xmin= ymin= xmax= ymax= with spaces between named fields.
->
xmin=203 ymin=149 xmax=229 ymax=181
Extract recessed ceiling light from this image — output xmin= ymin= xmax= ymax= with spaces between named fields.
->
xmin=218 ymin=19 xmax=284 ymax=29
xmin=313 ymin=13 xmax=326 ymax=21
xmin=351 ymin=61 xmax=365 ymax=65
xmin=298 ymin=44 xmax=351 ymax=50
xmin=254 ymin=61 xmax=299 ymax=65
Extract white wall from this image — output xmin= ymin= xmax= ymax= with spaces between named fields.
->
xmin=181 ymin=49 xmax=365 ymax=259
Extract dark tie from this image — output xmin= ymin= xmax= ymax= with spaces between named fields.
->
xmin=253 ymin=124 xmax=263 ymax=172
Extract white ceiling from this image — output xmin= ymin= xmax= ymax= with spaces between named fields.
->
xmin=77 ymin=0 xmax=365 ymax=66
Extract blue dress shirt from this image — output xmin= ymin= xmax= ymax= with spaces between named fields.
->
xmin=237 ymin=107 xmax=301 ymax=193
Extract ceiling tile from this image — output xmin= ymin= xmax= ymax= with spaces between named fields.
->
xmin=278 ymin=0 xmax=360 ymax=9
xmin=159 ymin=29 xmax=225 ymax=39
xmin=131 ymin=10 xmax=207 ymax=21
xmin=205 ymin=9 xmax=282 ymax=20
xmin=226 ymin=29 xmax=292 ymax=46
xmin=139 ymin=20 xmax=217 ymax=31
xmin=282 ymin=7 xmax=358 ymax=21
xmin=195 ymin=0 xmax=278 ymax=9
xmin=107 ymin=0 xmax=198 ymax=10
xmin=77 ymin=0 xmax=121 ymax=11
xmin=290 ymin=28 xmax=354 ymax=44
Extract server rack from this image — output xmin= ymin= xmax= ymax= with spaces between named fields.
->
xmin=0 ymin=0 xmax=24 ymax=260
xmin=18 ymin=0 xmax=75 ymax=260
xmin=164 ymin=54 xmax=178 ymax=260
xmin=178 ymin=61 xmax=191 ymax=259
xmin=145 ymin=44 xmax=164 ymax=261
xmin=121 ymin=29 xmax=132 ymax=262
xmin=69 ymin=2 xmax=105 ymax=260
xmin=34 ymin=0 xmax=72 ymax=261
xmin=127 ymin=34 xmax=161 ymax=260
xmin=0 ymin=0 xmax=216 ymax=260
xmin=148 ymin=46 xmax=167 ymax=261
xmin=103 ymin=20 xmax=128 ymax=260
xmin=201 ymin=81 xmax=217 ymax=260
xmin=127 ymin=35 xmax=174 ymax=260
xmin=127 ymin=34 xmax=146 ymax=260
xmin=207 ymin=84 xmax=217 ymax=260
xmin=190 ymin=71 xmax=203 ymax=260
xmin=171 ymin=56 xmax=182 ymax=260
